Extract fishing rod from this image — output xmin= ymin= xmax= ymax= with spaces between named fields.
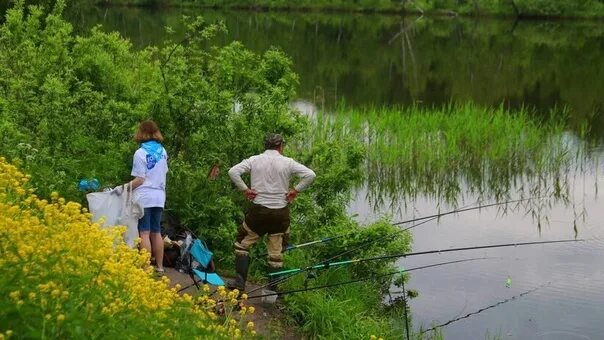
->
xmin=282 ymin=234 xmax=347 ymax=252
xmin=401 ymin=277 xmax=411 ymax=340
xmin=397 ymin=196 xmax=538 ymax=230
xmin=419 ymin=282 xmax=551 ymax=334
xmin=268 ymin=239 xmax=583 ymax=277
xmin=247 ymin=198 xmax=533 ymax=294
xmin=246 ymin=207 xmax=451 ymax=295
xmin=279 ymin=196 xmax=538 ymax=254
xmin=248 ymin=196 xmax=540 ymax=294
xmin=279 ymin=201 xmax=468 ymax=253
xmin=247 ymin=257 xmax=493 ymax=300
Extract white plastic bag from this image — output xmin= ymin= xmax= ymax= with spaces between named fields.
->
xmin=118 ymin=185 xmax=144 ymax=248
xmin=86 ymin=185 xmax=143 ymax=248
xmin=87 ymin=190 xmax=122 ymax=227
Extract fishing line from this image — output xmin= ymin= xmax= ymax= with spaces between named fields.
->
xmin=419 ymin=282 xmax=551 ymax=334
xmin=268 ymin=238 xmax=584 ymax=277
xmin=246 ymin=257 xmax=494 ymax=300
xmin=276 ymin=196 xmax=539 ymax=254
xmin=397 ymin=196 xmax=540 ymax=230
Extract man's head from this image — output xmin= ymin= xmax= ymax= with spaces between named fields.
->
xmin=264 ymin=133 xmax=285 ymax=152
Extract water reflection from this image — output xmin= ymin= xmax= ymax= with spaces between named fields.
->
xmin=348 ymin=151 xmax=604 ymax=338
xmin=60 ymin=7 xmax=604 ymax=137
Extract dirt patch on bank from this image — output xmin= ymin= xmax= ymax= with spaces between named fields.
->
xmin=163 ymin=268 xmax=300 ymax=339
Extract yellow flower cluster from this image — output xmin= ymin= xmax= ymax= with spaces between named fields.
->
xmin=0 ymin=157 xmax=256 ymax=339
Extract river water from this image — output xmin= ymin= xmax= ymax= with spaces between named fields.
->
xmin=59 ymin=7 xmax=604 ymax=339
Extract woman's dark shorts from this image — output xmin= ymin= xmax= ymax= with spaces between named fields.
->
xmin=138 ymin=207 xmax=163 ymax=233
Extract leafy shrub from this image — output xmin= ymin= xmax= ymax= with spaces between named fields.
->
xmin=0 ymin=1 xmax=305 ymax=260
xmin=0 ymin=157 xmax=256 ymax=339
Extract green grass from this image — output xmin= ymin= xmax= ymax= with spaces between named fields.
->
xmin=311 ymin=103 xmax=583 ymax=206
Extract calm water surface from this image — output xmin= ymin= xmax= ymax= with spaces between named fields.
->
xmin=350 ymin=160 xmax=604 ymax=339
xmin=67 ymin=7 xmax=604 ymax=127
xmin=60 ymin=7 xmax=604 ymax=339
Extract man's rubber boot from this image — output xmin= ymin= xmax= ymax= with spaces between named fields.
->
xmin=267 ymin=266 xmax=282 ymax=292
xmin=227 ymin=255 xmax=250 ymax=291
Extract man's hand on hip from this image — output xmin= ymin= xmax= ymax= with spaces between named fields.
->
xmin=286 ymin=189 xmax=299 ymax=203
xmin=243 ymin=188 xmax=257 ymax=201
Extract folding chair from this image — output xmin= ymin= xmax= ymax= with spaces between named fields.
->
xmin=187 ymin=239 xmax=225 ymax=287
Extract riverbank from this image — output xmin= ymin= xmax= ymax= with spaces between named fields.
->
xmin=90 ymin=0 xmax=604 ymax=19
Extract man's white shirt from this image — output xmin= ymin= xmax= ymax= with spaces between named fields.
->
xmin=228 ymin=150 xmax=316 ymax=209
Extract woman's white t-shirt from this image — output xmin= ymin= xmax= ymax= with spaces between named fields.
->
xmin=131 ymin=147 xmax=168 ymax=208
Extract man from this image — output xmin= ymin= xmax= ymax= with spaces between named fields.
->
xmin=227 ymin=133 xmax=316 ymax=291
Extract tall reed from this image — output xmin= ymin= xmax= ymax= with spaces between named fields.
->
xmin=311 ymin=103 xmax=584 ymax=208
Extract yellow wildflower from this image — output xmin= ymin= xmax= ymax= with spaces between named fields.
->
xmin=0 ymin=158 xmax=248 ymax=338
xmin=8 ymin=291 xmax=20 ymax=301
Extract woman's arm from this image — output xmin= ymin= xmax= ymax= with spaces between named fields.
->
xmin=129 ymin=177 xmax=145 ymax=190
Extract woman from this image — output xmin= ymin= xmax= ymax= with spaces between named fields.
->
xmin=126 ymin=120 xmax=168 ymax=272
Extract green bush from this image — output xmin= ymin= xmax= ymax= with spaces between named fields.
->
xmin=0 ymin=2 xmax=413 ymax=338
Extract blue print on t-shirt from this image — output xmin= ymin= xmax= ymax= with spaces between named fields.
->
xmin=146 ymin=154 xmax=157 ymax=170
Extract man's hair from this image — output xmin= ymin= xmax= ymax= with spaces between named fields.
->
xmin=264 ymin=133 xmax=285 ymax=150
xmin=134 ymin=120 xmax=164 ymax=143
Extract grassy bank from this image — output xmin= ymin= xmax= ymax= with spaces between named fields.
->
xmin=89 ymin=0 xmax=604 ymax=19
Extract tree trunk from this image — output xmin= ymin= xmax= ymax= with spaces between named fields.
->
xmin=510 ymin=0 xmax=520 ymax=17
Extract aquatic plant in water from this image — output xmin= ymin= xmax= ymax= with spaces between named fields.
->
xmin=311 ymin=103 xmax=593 ymax=215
